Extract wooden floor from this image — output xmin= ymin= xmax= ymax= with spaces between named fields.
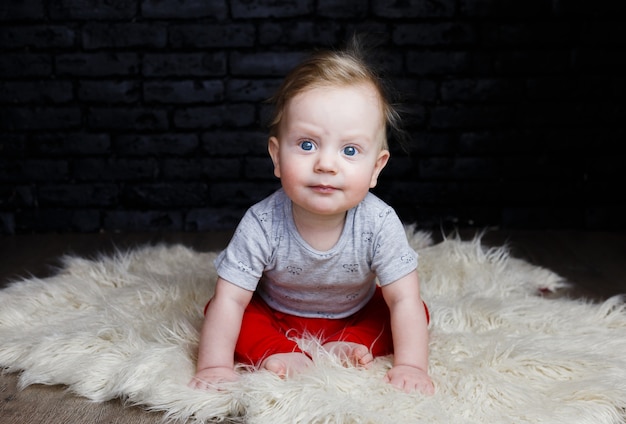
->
xmin=1 ymin=229 xmax=625 ymax=423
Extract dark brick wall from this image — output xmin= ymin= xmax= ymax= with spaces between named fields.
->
xmin=1 ymin=0 xmax=625 ymax=234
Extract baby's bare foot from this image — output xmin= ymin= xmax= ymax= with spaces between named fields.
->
xmin=261 ymin=352 xmax=313 ymax=377
xmin=323 ymin=341 xmax=374 ymax=368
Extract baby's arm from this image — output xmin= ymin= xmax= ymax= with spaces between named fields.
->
xmin=189 ymin=277 xmax=253 ymax=389
xmin=381 ymin=270 xmax=434 ymax=395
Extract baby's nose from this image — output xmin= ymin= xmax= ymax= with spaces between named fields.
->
xmin=314 ymin=150 xmax=338 ymax=173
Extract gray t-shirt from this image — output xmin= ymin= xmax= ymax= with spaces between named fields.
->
xmin=214 ymin=189 xmax=418 ymax=319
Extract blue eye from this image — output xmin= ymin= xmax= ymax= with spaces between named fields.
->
xmin=343 ymin=146 xmax=357 ymax=156
xmin=300 ymin=140 xmax=314 ymax=151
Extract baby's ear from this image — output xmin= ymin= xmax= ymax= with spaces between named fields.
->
xmin=370 ymin=149 xmax=390 ymax=188
xmin=268 ymin=137 xmax=281 ymax=178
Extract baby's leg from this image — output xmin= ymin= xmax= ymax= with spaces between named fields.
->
xmin=261 ymin=352 xmax=313 ymax=377
xmin=235 ymin=295 xmax=306 ymax=365
xmin=322 ymin=288 xmax=394 ymax=365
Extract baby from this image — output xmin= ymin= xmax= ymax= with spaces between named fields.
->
xmin=189 ymin=37 xmax=434 ymax=395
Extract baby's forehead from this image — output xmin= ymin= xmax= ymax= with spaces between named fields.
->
xmin=279 ymin=83 xmax=388 ymax=146
xmin=290 ymin=83 xmax=384 ymax=114
xmin=301 ymin=81 xmax=380 ymax=97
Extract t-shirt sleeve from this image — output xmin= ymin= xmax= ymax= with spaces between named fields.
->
xmin=213 ymin=208 xmax=272 ymax=291
xmin=371 ymin=208 xmax=418 ymax=286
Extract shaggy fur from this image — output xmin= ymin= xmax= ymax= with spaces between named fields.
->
xmin=1 ymin=228 xmax=625 ymax=424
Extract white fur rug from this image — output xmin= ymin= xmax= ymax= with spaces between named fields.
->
xmin=1 ymin=229 xmax=625 ymax=424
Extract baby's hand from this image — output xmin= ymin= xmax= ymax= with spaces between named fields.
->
xmin=188 ymin=366 xmax=238 ymax=390
xmin=384 ymin=364 xmax=435 ymax=395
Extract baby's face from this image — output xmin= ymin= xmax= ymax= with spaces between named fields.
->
xmin=268 ymin=83 xmax=390 ymax=220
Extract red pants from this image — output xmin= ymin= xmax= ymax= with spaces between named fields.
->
xmin=206 ymin=287 xmax=429 ymax=365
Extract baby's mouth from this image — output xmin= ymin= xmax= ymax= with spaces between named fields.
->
xmin=310 ymin=185 xmax=338 ymax=193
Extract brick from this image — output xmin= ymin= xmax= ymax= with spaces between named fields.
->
xmin=0 ymin=80 xmax=74 ymax=104
xmin=87 ymin=107 xmax=168 ymax=130
xmin=0 ymin=107 xmax=81 ymax=130
xmin=455 ymin=181 xmax=506 ymax=204
xmin=0 ymin=159 xmax=69 ymax=182
xmin=259 ymin=103 xmax=273 ymax=129
xmin=0 ymin=54 xmax=52 ymax=78
xmin=482 ymin=22 xmax=573 ymax=47
xmin=429 ymin=105 xmax=514 ymax=129
xmin=459 ymin=0 xmax=552 ymax=17
xmin=185 ymin=207 xmax=245 ymax=231
xmin=586 ymin=156 xmax=621 ymax=182
xmin=583 ymin=181 xmax=616 ymax=204
xmin=589 ymin=102 xmax=626 ymax=125
xmin=393 ymin=23 xmax=476 ymax=46
xmin=525 ymin=77 xmax=577 ymax=101
xmin=441 ymin=78 xmax=523 ymax=102
xmin=0 ymin=1 xmax=45 ymax=20
xmin=419 ymin=157 xmax=501 ymax=180
xmin=317 ymin=0 xmax=367 ymax=17
xmin=393 ymin=78 xmax=437 ymax=103
xmin=406 ymin=51 xmax=471 ymax=75
xmin=16 ymin=209 xmax=101 ymax=233
xmin=344 ymin=23 xmax=388 ymax=42
xmin=525 ymin=76 xmax=618 ymax=101
xmin=143 ymin=53 xmax=226 ymax=77
xmin=83 ymin=23 xmax=167 ymax=50
xmin=122 ymin=183 xmax=208 ymax=207
xmin=526 ymin=128 xmax=601 ymax=153
xmin=231 ymin=0 xmax=313 ymax=18
xmin=501 ymin=156 xmax=584 ymax=181
xmin=458 ymin=130 xmax=535 ymax=154
xmin=29 ymin=133 xmax=111 ymax=155
xmin=373 ymin=0 xmax=454 ymax=18
xmin=201 ymin=131 xmax=269 ymax=156
xmin=161 ymin=158 xmax=241 ymax=180
xmin=210 ymin=182 xmax=280 ymax=207
xmin=225 ymin=79 xmax=281 ymax=102
xmin=552 ymin=1 xmax=626 ymax=17
xmin=78 ymin=80 xmax=140 ymax=103
xmin=493 ymin=50 xmax=570 ymax=75
xmin=56 ymin=53 xmax=140 ymax=76
xmin=169 ymin=24 xmax=255 ymax=48
xmin=38 ymin=184 xmax=119 ymax=206
xmin=574 ymin=48 xmax=626 ymax=73
xmin=113 ymin=134 xmax=198 ymax=156
xmin=379 ymin=156 xmax=414 ymax=179
xmin=259 ymin=21 xmax=342 ymax=46
xmin=142 ymin=0 xmax=228 ymax=19
xmin=362 ymin=50 xmax=404 ymax=77
xmin=0 ymin=185 xmax=36 ymax=207
xmin=73 ymin=158 xmax=157 ymax=181
xmin=390 ymin=102 xmax=426 ymax=129
xmin=144 ymin=80 xmax=224 ymax=104
xmin=49 ymin=0 xmax=137 ymax=20
xmin=581 ymin=20 xmax=626 ymax=46
xmin=103 ymin=210 xmax=183 ymax=232
xmin=230 ymin=52 xmax=308 ymax=76
xmin=376 ymin=181 xmax=458 ymax=205
xmin=515 ymin=102 xmax=587 ymax=127
xmin=243 ymin=157 xmax=274 ymax=180
xmin=0 ymin=135 xmax=26 ymax=157
xmin=500 ymin=181 xmax=581 ymax=204
xmin=409 ymin=132 xmax=457 ymax=155
xmin=173 ymin=104 xmax=256 ymax=129
xmin=0 ymin=26 xmax=75 ymax=49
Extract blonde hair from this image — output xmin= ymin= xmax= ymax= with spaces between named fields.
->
xmin=267 ymin=36 xmax=404 ymax=150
